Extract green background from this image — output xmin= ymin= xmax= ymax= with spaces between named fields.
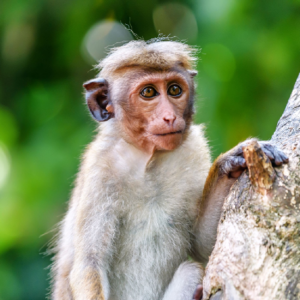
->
xmin=0 ymin=0 xmax=299 ymax=299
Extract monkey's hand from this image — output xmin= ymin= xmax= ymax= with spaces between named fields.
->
xmin=193 ymin=139 xmax=288 ymax=264
xmin=218 ymin=139 xmax=289 ymax=178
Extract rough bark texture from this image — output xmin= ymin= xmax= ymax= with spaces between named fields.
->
xmin=203 ymin=74 xmax=300 ymax=300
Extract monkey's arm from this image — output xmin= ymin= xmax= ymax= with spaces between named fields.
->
xmin=191 ymin=155 xmax=237 ymax=264
xmin=191 ymin=140 xmax=288 ymax=264
xmin=68 ymin=194 xmax=116 ymax=300
xmin=53 ymin=202 xmax=114 ymax=300
xmin=52 ymin=159 xmax=116 ymax=300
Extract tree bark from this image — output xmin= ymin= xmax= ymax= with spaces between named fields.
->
xmin=203 ymin=74 xmax=300 ymax=300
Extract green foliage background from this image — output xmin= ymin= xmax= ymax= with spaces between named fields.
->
xmin=0 ymin=0 xmax=299 ymax=299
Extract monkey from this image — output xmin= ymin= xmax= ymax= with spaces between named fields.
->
xmin=51 ymin=39 xmax=288 ymax=300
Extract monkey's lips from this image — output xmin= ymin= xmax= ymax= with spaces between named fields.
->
xmin=154 ymin=130 xmax=183 ymax=136
xmin=150 ymin=130 xmax=184 ymax=151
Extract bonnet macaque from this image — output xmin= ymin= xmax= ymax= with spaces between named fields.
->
xmin=51 ymin=40 xmax=288 ymax=300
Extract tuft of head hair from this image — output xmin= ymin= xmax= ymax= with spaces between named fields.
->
xmin=97 ymin=38 xmax=199 ymax=77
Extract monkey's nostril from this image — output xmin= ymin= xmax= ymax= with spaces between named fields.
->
xmin=163 ymin=115 xmax=176 ymax=126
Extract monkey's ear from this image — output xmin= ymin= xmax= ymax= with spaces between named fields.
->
xmin=83 ymin=78 xmax=114 ymax=122
xmin=188 ymin=70 xmax=198 ymax=78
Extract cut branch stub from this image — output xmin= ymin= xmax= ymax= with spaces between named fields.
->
xmin=243 ymin=141 xmax=276 ymax=195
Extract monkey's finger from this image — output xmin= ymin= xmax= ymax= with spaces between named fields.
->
xmin=274 ymin=154 xmax=284 ymax=165
xmin=279 ymin=151 xmax=289 ymax=163
xmin=270 ymin=148 xmax=288 ymax=165
xmin=272 ymin=148 xmax=285 ymax=165
xmin=220 ymin=156 xmax=246 ymax=175
xmin=230 ymin=156 xmax=247 ymax=171
xmin=270 ymin=145 xmax=289 ymax=163
xmin=221 ymin=156 xmax=246 ymax=176
xmin=261 ymin=143 xmax=288 ymax=166
xmin=229 ymin=145 xmax=243 ymax=157
xmin=260 ymin=146 xmax=275 ymax=160
xmin=231 ymin=139 xmax=258 ymax=157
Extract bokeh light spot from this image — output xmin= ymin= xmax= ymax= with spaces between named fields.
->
xmin=197 ymin=0 xmax=235 ymax=23
xmin=82 ymin=20 xmax=133 ymax=63
xmin=2 ymin=22 xmax=35 ymax=63
xmin=0 ymin=143 xmax=10 ymax=190
xmin=153 ymin=3 xmax=198 ymax=42
xmin=202 ymin=44 xmax=236 ymax=82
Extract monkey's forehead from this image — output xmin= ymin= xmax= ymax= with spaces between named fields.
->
xmin=97 ymin=40 xmax=199 ymax=77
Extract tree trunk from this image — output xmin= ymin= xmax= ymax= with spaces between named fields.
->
xmin=203 ymin=74 xmax=300 ymax=300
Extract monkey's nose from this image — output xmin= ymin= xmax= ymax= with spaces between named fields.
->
xmin=163 ymin=114 xmax=176 ymax=126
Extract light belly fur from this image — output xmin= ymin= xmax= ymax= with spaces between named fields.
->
xmin=108 ymin=196 xmax=195 ymax=300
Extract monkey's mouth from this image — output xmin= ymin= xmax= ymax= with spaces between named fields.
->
xmin=155 ymin=130 xmax=183 ymax=136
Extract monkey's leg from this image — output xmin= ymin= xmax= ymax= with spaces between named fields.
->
xmin=162 ymin=261 xmax=204 ymax=300
xmin=52 ymin=208 xmax=76 ymax=300
xmin=52 ymin=199 xmax=112 ymax=299
xmin=69 ymin=257 xmax=108 ymax=300
xmin=52 ymin=256 xmax=73 ymax=300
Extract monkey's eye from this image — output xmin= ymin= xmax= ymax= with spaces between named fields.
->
xmin=168 ymin=85 xmax=182 ymax=97
xmin=140 ymin=87 xmax=157 ymax=99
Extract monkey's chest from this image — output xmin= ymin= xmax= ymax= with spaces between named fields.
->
xmin=107 ymin=159 xmax=203 ymax=299
xmin=115 ymin=180 xmax=196 ymax=256
xmin=117 ymin=200 xmax=193 ymax=252
xmin=109 ymin=191 xmax=195 ymax=299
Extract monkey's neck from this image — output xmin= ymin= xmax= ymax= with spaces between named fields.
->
xmin=116 ymin=138 xmax=154 ymax=173
xmin=97 ymin=122 xmax=151 ymax=173
xmin=98 ymin=121 xmax=196 ymax=174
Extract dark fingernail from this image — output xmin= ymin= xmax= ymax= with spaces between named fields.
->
xmin=282 ymin=155 xmax=289 ymax=162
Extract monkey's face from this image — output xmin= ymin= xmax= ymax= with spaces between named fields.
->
xmin=83 ymin=68 xmax=195 ymax=154
xmin=118 ymin=70 xmax=193 ymax=153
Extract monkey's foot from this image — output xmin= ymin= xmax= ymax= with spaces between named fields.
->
xmin=193 ymin=284 xmax=203 ymax=300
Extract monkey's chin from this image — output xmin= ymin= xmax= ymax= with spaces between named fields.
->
xmin=152 ymin=133 xmax=183 ymax=151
